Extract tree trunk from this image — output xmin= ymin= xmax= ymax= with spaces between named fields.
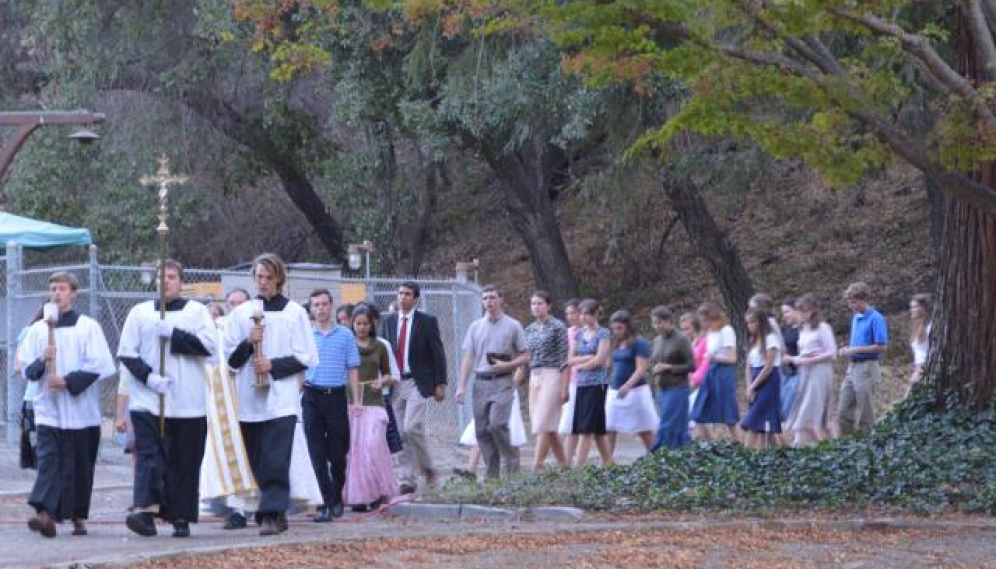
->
xmin=478 ymin=140 xmax=580 ymax=306
xmin=929 ymin=7 xmax=996 ymax=410
xmin=931 ymin=195 xmax=996 ymax=410
xmin=662 ymin=173 xmax=755 ymax=344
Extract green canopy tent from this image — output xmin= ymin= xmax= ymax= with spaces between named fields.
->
xmin=0 ymin=211 xmax=92 ymax=248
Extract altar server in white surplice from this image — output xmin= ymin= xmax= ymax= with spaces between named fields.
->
xmin=118 ymin=259 xmax=216 ymax=538
xmin=22 ymin=271 xmax=116 ymax=538
xmin=223 ymin=253 xmax=318 ymax=536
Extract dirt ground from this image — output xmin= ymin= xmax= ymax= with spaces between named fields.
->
xmin=117 ymin=519 xmax=996 ymax=569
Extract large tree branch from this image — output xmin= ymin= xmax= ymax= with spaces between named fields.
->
xmin=827 ymin=7 xmax=996 ymax=132
xmin=964 ymin=0 xmax=996 ymax=80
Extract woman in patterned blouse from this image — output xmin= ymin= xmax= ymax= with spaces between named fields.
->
xmin=515 ymin=291 xmax=569 ymax=471
xmin=567 ymin=299 xmax=614 ymax=467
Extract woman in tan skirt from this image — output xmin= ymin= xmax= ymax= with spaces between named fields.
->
xmin=515 ymin=291 xmax=570 ymax=471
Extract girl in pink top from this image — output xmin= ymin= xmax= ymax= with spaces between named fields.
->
xmin=680 ymin=312 xmax=709 ymax=388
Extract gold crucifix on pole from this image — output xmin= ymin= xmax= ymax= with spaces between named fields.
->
xmin=140 ymin=154 xmax=188 ymax=436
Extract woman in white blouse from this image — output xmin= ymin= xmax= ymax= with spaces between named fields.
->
xmin=908 ymin=294 xmax=932 ymax=388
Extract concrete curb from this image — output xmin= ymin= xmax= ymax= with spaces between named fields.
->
xmin=385 ymin=502 xmax=585 ymax=521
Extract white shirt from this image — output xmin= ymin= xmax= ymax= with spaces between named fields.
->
xmin=705 ymin=325 xmax=737 ymax=359
xmin=117 ymin=299 xmax=217 ymax=418
xmin=395 ymin=310 xmax=415 ymax=376
xmin=20 ymin=313 xmax=116 ymax=429
xmin=748 ymin=332 xmax=783 ymax=368
xmin=223 ymin=297 xmax=318 ymax=422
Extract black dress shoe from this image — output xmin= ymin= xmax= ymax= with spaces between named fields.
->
xmin=172 ymin=519 xmax=190 ymax=538
xmin=313 ymin=506 xmax=332 ymax=523
xmin=276 ymin=513 xmax=289 ymax=533
xmin=223 ymin=512 xmax=247 ymax=530
xmin=330 ymin=501 xmax=344 ymax=519
xmin=258 ymin=516 xmax=278 ymax=536
xmin=125 ymin=512 xmax=157 ymax=537
xmin=399 ymin=482 xmax=416 ymax=495
xmin=72 ymin=518 xmax=87 ymax=536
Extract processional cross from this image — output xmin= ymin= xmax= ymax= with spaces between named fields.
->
xmin=140 ymin=155 xmax=188 ymax=436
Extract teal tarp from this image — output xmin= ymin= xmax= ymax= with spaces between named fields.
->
xmin=0 ymin=212 xmax=92 ymax=249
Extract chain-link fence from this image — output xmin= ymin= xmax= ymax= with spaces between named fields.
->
xmin=2 ymin=243 xmax=482 ymax=444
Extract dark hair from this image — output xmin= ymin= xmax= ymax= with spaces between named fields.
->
xmin=794 ymin=294 xmax=822 ymax=329
xmin=48 ymin=271 xmax=80 ymax=291
xmin=564 ymin=298 xmax=581 ymax=310
xmin=353 ymin=301 xmax=382 ymax=323
xmin=749 ymin=292 xmax=774 ymax=312
xmin=651 ymin=305 xmax=673 ymax=322
xmin=745 ymin=307 xmax=772 ymax=352
xmin=780 ymin=296 xmax=797 ymax=310
xmin=251 ymin=253 xmax=287 ymax=290
xmin=482 ymin=284 xmax=503 ymax=297
xmin=156 ymin=258 xmax=185 ymax=282
xmin=578 ymin=298 xmax=601 ymax=317
xmin=400 ymin=280 xmax=421 ymax=299
xmin=310 ymin=288 xmax=333 ymax=304
xmin=350 ymin=305 xmax=378 ymax=338
xmin=337 ymin=303 xmax=354 ymax=319
xmin=531 ymin=290 xmax=552 ymax=305
xmin=609 ymin=309 xmax=638 ymax=348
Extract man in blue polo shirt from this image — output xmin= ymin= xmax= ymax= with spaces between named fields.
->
xmin=302 ymin=289 xmax=361 ymax=522
xmin=837 ymin=282 xmax=888 ymax=435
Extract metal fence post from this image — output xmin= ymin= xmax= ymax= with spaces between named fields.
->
xmin=5 ymin=242 xmax=23 ymax=444
xmin=88 ymin=244 xmax=100 ymax=321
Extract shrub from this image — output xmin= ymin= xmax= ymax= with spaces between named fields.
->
xmin=438 ymin=383 xmax=996 ymax=514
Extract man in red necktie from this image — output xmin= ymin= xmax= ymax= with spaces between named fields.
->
xmin=381 ymin=281 xmax=448 ymax=495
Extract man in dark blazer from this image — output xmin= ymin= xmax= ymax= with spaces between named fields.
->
xmin=381 ymin=281 xmax=448 ymax=494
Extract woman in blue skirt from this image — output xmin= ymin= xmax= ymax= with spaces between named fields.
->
xmin=741 ymin=308 xmax=784 ymax=449
xmin=690 ymin=302 xmax=740 ymax=441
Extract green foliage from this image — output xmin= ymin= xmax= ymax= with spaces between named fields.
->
xmin=438 ymin=385 xmax=996 ymax=514
xmin=535 ymin=0 xmax=994 ymax=191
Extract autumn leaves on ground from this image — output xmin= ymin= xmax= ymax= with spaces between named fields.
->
xmin=123 ymin=522 xmax=996 ymax=569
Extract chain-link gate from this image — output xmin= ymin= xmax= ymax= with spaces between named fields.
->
xmin=3 ymin=245 xmax=482 ymax=445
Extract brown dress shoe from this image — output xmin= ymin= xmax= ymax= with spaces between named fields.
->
xmin=28 ymin=511 xmax=57 ymax=538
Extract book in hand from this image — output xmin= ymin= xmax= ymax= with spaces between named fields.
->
xmin=486 ymin=352 xmax=512 ymax=365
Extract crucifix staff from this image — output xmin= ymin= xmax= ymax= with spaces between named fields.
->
xmin=140 ymin=155 xmax=188 ymax=436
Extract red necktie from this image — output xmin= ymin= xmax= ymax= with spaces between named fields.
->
xmin=396 ymin=316 xmax=408 ymax=373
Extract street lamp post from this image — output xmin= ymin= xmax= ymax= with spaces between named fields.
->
xmin=0 ymin=110 xmax=106 ymax=185
xmin=348 ymin=240 xmax=375 ymax=302
xmin=347 ymin=240 xmax=375 ymax=281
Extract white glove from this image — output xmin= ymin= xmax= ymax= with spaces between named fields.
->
xmin=155 ymin=320 xmax=174 ymax=339
xmin=146 ymin=373 xmax=174 ymax=394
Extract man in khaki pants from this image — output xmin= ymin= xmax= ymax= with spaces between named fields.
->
xmin=837 ymin=282 xmax=888 ymax=435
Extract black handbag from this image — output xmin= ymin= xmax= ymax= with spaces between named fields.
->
xmin=384 ymin=391 xmax=404 ymax=454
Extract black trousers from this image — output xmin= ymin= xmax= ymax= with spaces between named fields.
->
xmin=240 ymin=415 xmax=296 ymax=517
xmin=131 ymin=411 xmax=207 ymax=522
xmin=29 ymin=425 xmax=100 ymax=522
xmin=302 ymin=386 xmax=350 ymax=508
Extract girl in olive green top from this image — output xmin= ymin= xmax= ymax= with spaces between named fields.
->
xmin=344 ymin=305 xmax=398 ymax=508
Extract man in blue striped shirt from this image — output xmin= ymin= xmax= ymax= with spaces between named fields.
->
xmin=302 ymin=289 xmax=361 ymax=522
